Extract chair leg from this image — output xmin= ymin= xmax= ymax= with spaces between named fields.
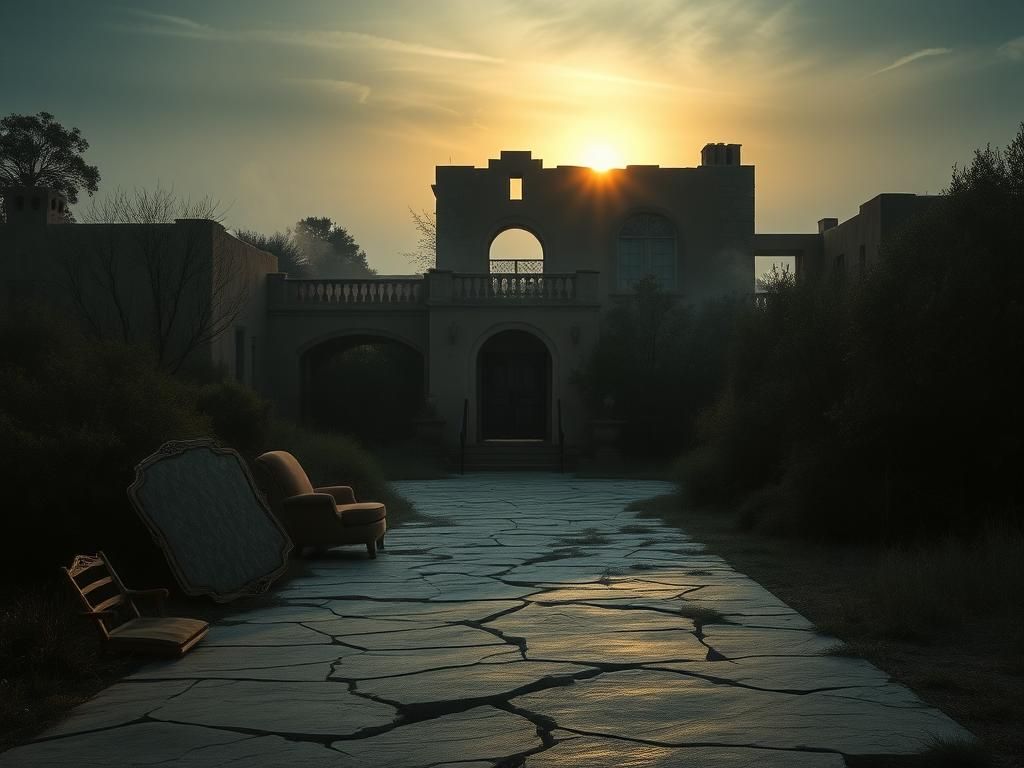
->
xmin=377 ymin=534 xmax=385 ymax=551
xmin=366 ymin=540 xmax=377 ymax=559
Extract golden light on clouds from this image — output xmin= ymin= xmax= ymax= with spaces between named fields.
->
xmin=23 ymin=2 xmax=1015 ymax=274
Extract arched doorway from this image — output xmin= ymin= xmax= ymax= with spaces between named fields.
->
xmin=477 ymin=330 xmax=551 ymax=441
xmin=301 ymin=335 xmax=425 ymax=445
xmin=489 ymin=228 xmax=544 ymax=274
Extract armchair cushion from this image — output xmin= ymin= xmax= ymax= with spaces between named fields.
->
xmin=338 ymin=503 xmax=386 ymax=527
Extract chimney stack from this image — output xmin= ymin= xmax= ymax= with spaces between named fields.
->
xmin=1 ymin=186 xmax=70 ymax=225
xmin=700 ymin=143 xmax=741 ymax=167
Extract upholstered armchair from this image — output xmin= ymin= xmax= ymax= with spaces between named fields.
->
xmin=254 ymin=450 xmax=386 ymax=558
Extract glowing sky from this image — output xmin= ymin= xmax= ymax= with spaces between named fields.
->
xmin=2 ymin=1 xmax=1022 ymax=273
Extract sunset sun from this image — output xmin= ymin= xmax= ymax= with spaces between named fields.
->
xmin=582 ymin=142 xmax=622 ymax=172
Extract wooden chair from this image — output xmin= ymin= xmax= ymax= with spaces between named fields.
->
xmin=63 ymin=552 xmax=209 ymax=657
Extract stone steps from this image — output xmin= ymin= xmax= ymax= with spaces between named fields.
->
xmin=459 ymin=442 xmax=569 ymax=472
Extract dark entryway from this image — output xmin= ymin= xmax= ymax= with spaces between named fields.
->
xmin=478 ymin=330 xmax=551 ymax=440
xmin=301 ymin=336 xmax=424 ymax=445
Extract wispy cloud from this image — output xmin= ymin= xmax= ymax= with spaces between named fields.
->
xmin=549 ymin=66 xmax=679 ymax=92
xmin=118 ymin=9 xmax=503 ymax=64
xmin=285 ymin=78 xmax=372 ymax=104
xmin=997 ymin=36 xmax=1024 ymax=60
xmin=872 ymin=47 xmax=952 ymax=75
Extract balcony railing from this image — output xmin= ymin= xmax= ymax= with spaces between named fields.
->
xmin=489 ymin=259 xmax=543 ymax=274
xmin=286 ymin=278 xmax=424 ymax=305
xmin=453 ymin=273 xmax=576 ymax=302
xmin=268 ymin=270 xmax=599 ymax=309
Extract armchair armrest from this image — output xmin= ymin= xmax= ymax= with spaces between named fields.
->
xmin=282 ymin=492 xmax=338 ymax=510
xmin=281 ymin=493 xmax=347 ymax=543
xmin=315 ymin=485 xmax=357 ymax=504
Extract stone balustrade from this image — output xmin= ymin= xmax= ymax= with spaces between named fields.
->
xmin=452 ymin=273 xmax=576 ymax=302
xmin=283 ymin=277 xmax=424 ymax=305
xmin=268 ymin=270 xmax=601 ymax=310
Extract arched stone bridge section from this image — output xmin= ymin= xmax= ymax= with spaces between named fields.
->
xmin=262 ymin=271 xmax=602 ymax=449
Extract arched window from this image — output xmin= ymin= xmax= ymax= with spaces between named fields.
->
xmin=616 ymin=213 xmax=676 ymax=291
xmin=489 ymin=228 xmax=543 ymax=274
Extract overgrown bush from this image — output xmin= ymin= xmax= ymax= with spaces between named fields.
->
xmin=0 ymin=309 xmax=412 ymax=582
xmin=266 ymin=419 xmax=415 ymax=522
xmin=575 ymin=277 xmax=737 ymax=457
xmin=195 ymin=380 xmax=270 ymax=458
xmin=0 ymin=311 xmax=209 ymax=580
xmin=679 ymin=122 xmax=1024 ymax=543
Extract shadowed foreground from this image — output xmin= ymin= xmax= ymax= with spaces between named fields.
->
xmin=0 ymin=475 xmax=970 ymax=767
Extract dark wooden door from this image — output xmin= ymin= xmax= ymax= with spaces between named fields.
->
xmin=479 ymin=331 xmax=549 ymax=440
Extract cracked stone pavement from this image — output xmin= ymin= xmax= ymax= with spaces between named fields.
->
xmin=0 ymin=475 xmax=971 ymax=767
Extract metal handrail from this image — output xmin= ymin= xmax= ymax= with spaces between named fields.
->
xmin=459 ymin=398 xmax=468 ymax=475
xmin=557 ymin=398 xmax=565 ymax=474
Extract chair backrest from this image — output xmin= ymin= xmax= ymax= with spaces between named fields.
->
xmin=63 ymin=552 xmax=140 ymax=640
xmin=254 ymin=451 xmax=315 ymax=511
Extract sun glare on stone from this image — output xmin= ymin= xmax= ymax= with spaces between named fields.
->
xmin=583 ymin=143 xmax=621 ymax=172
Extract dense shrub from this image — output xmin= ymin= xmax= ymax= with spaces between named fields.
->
xmin=266 ymin=419 xmax=414 ymax=522
xmin=0 ymin=311 xmax=209 ymax=579
xmin=680 ymin=123 xmax=1024 ymax=543
xmin=575 ymin=277 xmax=737 ymax=457
xmin=306 ymin=342 xmax=424 ymax=446
xmin=195 ymin=380 xmax=270 ymax=458
xmin=0 ymin=310 xmax=412 ymax=581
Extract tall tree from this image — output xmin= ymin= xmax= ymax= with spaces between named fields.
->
xmin=0 ymin=111 xmax=100 ymax=204
xmin=294 ymin=216 xmax=375 ymax=277
xmin=235 ymin=228 xmax=309 ymax=277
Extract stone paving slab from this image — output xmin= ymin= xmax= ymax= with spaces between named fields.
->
xmin=526 ymin=735 xmax=847 ymax=767
xmin=513 ymin=669 xmax=966 ymax=754
xmin=0 ymin=474 xmax=973 ymax=767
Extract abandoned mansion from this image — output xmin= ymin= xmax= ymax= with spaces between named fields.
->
xmin=0 ymin=143 xmax=935 ymax=465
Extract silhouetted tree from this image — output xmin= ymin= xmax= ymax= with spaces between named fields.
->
xmin=63 ymin=186 xmax=250 ymax=373
xmin=294 ymin=216 xmax=375 ymax=277
xmin=576 ymin=276 xmax=734 ymax=457
xmin=682 ymin=121 xmax=1024 ymax=543
xmin=235 ymin=228 xmax=309 ymax=277
xmin=0 ymin=111 xmax=101 ymax=221
xmin=401 ymin=207 xmax=436 ymax=272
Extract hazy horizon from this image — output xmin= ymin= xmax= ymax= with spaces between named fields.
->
xmin=2 ymin=1 xmax=1022 ymax=273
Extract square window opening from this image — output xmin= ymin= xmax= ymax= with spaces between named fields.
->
xmin=509 ymin=178 xmax=523 ymax=201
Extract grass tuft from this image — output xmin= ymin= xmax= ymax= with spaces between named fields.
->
xmin=0 ymin=583 xmax=138 ymax=750
xmin=678 ymin=602 xmax=730 ymax=628
xmin=556 ymin=528 xmax=610 ymax=548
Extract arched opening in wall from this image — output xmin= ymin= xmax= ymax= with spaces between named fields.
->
xmin=477 ymin=330 xmax=551 ymax=441
xmin=489 ymin=228 xmax=543 ymax=275
xmin=617 ymin=213 xmax=677 ymax=291
xmin=301 ymin=336 xmax=424 ymax=446
xmin=754 ymin=255 xmax=797 ymax=292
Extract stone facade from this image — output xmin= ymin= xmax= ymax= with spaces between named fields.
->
xmin=0 ymin=146 xmax=937 ymax=461
xmin=0 ymin=207 xmax=275 ymax=378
